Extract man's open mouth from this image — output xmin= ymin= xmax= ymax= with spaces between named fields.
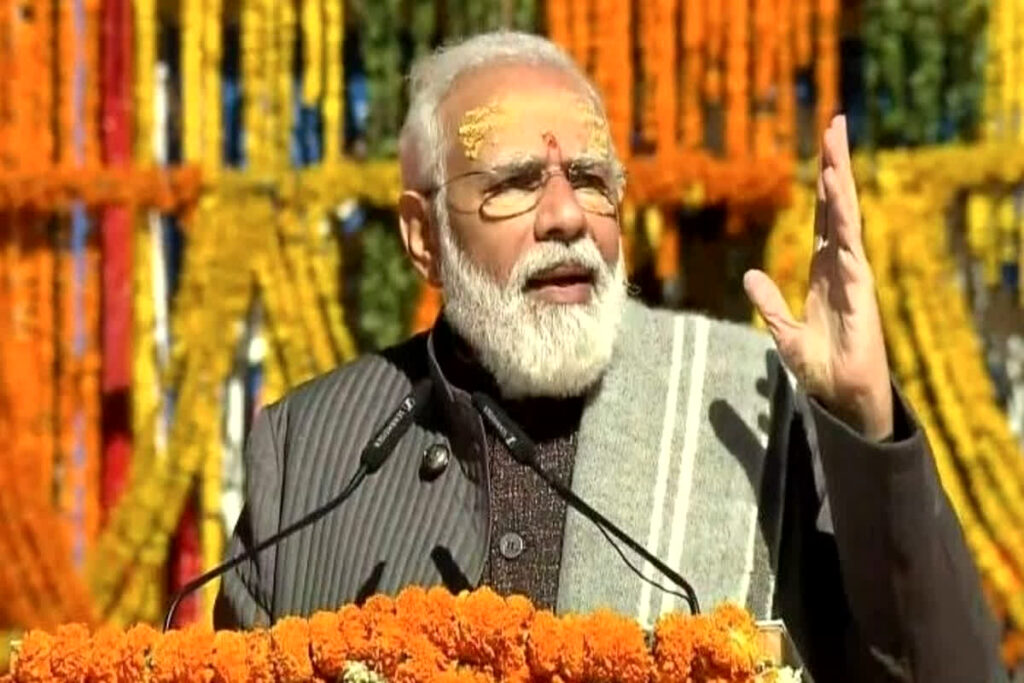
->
xmin=524 ymin=263 xmax=596 ymax=290
xmin=523 ymin=264 xmax=597 ymax=303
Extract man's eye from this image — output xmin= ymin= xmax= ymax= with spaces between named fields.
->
xmin=570 ymin=171 xmax=609 ymax=191
xmin=489 ymin=172 xmax=542 ymax=193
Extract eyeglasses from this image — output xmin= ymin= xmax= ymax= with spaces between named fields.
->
xmin=424 ymin=160 xmax=622 ymax=220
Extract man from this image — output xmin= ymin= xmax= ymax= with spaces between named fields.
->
xmin=215 ymin=31 xmax=1004 ymax=681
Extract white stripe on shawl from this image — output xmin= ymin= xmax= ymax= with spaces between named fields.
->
xmin=660 ymin=316 xmax=709 ymax=617
xmin=636 ymin=314 xmax=686 ymax=627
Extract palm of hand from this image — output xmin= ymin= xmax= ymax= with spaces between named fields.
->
xmin=744 ymin=115 xmax=893 ymax=440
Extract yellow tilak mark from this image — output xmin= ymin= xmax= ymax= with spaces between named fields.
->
xmin=458 ymin=95 xmax=613 ymax=161
xmin=576 ymin=98 xmax=612 ymax=158
xmin=457 ymin=103 xmax=508 ymax=160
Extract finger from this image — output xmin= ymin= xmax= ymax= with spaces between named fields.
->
xmin=814 ymin=151 xmax=827 ymax=242
xmin=743 ymin=269 xmax=802 ymax=351
xmin=823 ymin=165 xmax=865 ymax=258
xmin=828 ymin=116 xmax=861 ymax=217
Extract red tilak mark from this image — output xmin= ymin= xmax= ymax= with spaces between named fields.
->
xmin=542 ymin=131 xmax=563 ymax=163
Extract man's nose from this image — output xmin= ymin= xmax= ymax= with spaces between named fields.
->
xmin=533 ymin=172 xmax=587 ymax=243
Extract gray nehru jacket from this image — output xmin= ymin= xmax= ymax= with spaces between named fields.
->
xmin=483 ymin=403 xmax=580 ymax=610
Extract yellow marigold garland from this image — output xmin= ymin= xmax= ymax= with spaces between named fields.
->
xmin=323 ymin=0 xmax=344 ymax=160
xmin=301 ymin=0 xmax=323 ymax=106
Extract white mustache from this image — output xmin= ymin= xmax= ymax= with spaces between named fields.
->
xmin=509 ymin=239 xmax=613 ymax=291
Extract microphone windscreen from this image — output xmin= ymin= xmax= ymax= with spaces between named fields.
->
xmin=470 ymin=392 xmax=536 ymax=464
xmin=361 ymin=378 xmax=432 ymax=472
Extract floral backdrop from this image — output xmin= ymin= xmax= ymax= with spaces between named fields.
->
xmin=0 ymin=0 xmax=1022 ymax=671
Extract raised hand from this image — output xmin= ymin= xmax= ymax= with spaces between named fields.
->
xmin=743 ymin=115 xmax=894 ymax=441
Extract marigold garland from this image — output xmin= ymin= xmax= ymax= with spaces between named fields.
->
xmin=568 ymin=0 xmax=591 ymax=72
xmin=275 ymin=0 xmax=296 ymax=169
xmin=301 ymin=0 xmax=323 ymax=107
xmin=626 ymin=151 xmax=793 ymax=213
xmin=8 ymin=587 xmax=793 ymax=683
xmin=182 ymin=0 xmax=202 ymax=165
xmin=0 ymin=166 xmax=202 ymax=213
xmin=752 ymin=0 xmax=775 ymax=159
xmin=680 ymin=0 xmax=704 ymax=150
xmin=589 ymin=0 xmax=631 ymax=157
xmin=704 ymin=0 xmax=725 ymax=104
xmin=546 ymin=0 xmax=811 ymax=218
xmin=794 ymin=0 xmax=812 ymax=68
xmin=814 ymin=0 xmax=838 ymax=140
xmin=724 ymin=0 xmax=749 ymax=158
xmin=322 ymin=0 xmax=344 ymax=160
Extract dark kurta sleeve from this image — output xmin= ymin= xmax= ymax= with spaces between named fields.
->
xmin=775 ymin=384 xmax=1006 ymax=682
xmin=213 ymin=406 xmax=284 ymax=629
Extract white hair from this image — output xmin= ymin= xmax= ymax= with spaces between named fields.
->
xmin=398 ymin=30 xmax=618 ymax=193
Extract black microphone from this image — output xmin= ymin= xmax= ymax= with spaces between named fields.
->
xmin=163 ymin=378 xmax=433 ymax=631
xmin=471 ymin=391 xmax=701 ymax=615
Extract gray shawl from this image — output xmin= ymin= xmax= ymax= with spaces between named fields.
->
xmin=557 ymin=299 xmax=792 ymax=625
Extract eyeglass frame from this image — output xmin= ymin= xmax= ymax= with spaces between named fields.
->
xmin=418 ymin=157 xmax=627 ymax=222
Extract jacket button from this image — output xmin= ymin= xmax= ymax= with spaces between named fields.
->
xmin=499 ymin=532 xmax=525 ymax=559
xmin=420 ymin=443 xmax=450 ymax=480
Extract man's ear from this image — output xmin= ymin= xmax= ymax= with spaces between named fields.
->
xmin=398 ymin=191 xmax=442 ymax=286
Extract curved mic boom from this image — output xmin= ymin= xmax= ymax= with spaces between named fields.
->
xmin=162 ymin=378 xmax=433 ymax=631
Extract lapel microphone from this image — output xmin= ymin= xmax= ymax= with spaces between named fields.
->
xmin=471 ymin=391 xmax=701 ymax=615
xmin=162 ymin=378 xmax=434 ymax=631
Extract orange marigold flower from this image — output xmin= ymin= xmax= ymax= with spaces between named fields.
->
xmin=423 ymin=586 xmax=458 ymax=657
xmin=392 ymin=635 xmax=448 ymax=683
xmin=453 ymin=587 xmax=529 ymax=677
xmin=653 ymin=613 xmax=696 ymax=683
xmin=433 ymin=667 xmax=497 ymax=683
xmin=13 ymin=630 xmax=55 ymax=683
xmin=308 ymin=611 xmax=346 ymax=679
xmin=365 ymin=606 xmax=406 ymax=678
xmin=150 ymin=626 xmax=215 ymax=683
xmin=336 ymin=604 xmax=373 ymax=663
xmin=86 ymin=625 xmax=126 ymax=683
xmin=245 ymin=630 xmax=275 ymax=683
xmin=269 ymin=617 xmax=314 ymax=682
xmin=210 ymin=629 xmax=249 ymax=683
xmin=394 ymin=585 xmax=433 ymax=636
xmin=712 ymin=603 xmax=756 ymax=635
xmin=526 ymin=611 xmax=586 ymax=682
xmin=362 ymin=594 xmax=396 ymax=626
xmin=48 ymin=624 xmax=91 ymax=682
xmin=656 ymin=606 xmax=760 ymax=682
xmin=580 ymin=611 xmax=653 ymax=683
xmin=120 ymin=623 xmax=159 ymax=681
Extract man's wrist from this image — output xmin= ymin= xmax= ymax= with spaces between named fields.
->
xmin=817 ymin=388 xmax=895 ymax=443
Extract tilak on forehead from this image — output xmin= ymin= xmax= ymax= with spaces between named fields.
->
xmin=456 ymin=93 xmax=612 ymax=161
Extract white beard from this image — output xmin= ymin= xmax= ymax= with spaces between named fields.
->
xmin=436 ymin=202 xmax=627 ymax=399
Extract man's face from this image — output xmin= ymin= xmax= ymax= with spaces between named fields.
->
xmin=424 ymin=63 xmax=628 ymax=399
xmin=439 ymin=63 xmax=622 ymax=305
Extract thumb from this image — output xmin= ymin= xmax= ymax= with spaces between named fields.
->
xmin=743 ymin=269 xmax=802 ymax=353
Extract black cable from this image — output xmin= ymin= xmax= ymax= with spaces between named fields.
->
xmin=592 ymin=519 xmax=692 ymax=606
xmin=163 ymin=467 xmax=367 ymax=631
xmin=526 ymin=452 xmax=700 ymax=614
xmin=163 ymin=379 xmax=432 ymax=631
xmin=471 ymin=391 xmax=701 ymax=615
